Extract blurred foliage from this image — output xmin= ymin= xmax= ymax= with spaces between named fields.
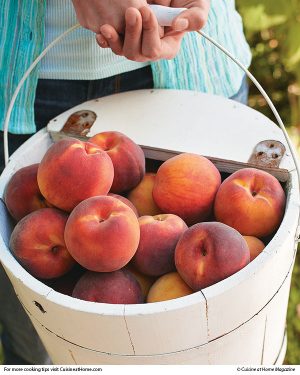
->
xmin=236 ymin=0 xmax=300 ymax=365
xmin=236 ymin=0 xmax=300 ymax=137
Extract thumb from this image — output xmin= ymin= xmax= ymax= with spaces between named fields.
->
xmin=172 ymin=8 xmax=208 ymax=31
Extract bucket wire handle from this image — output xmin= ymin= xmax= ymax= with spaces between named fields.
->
xmin=196 ymin=28 xmax=300 ymax=243
xmin=3 ymin=6 xmax=300 ymax=239
xmin=3 ymin=23 xmax=80 ymax=166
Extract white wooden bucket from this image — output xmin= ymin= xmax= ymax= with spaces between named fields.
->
xmin=0 ymin=89 xmax=299 ymax=365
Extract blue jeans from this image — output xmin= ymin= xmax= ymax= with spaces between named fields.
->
xmin=0 ymin=68 xmax=248 ymax=365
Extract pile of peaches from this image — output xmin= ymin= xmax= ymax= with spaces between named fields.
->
xmin=5 ymin=131 xmax=286 ymax=304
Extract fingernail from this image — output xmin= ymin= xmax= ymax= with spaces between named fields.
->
xmin=101 ymin=29 xmax=111 ymax=39
xmin=174 ymin=18 xmax=189 ymax=31
xmin=127 ymin=14 xmax=137 ymax=27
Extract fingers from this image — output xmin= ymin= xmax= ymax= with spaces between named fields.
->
xmin=140 ymin=6 xmax=162 ymax=60
xmin=172 ymin=7 xmax=209 ymax=31
xmin=97 ymin=6 xmax=184 ymax=61
xmin=159 ymin=32 xmax=185 ymax=59
xmin=123 ymin=8 xmax=144 ymax=61
xmin=95 ymin=33 xmax=109 ymax=48
xmin=98 ymin=8 xmax=146 ymax=61
xmin=98 ymin=24 xmax=124 ymax=56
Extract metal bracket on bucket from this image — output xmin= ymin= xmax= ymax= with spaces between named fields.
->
xmin=248 ymin=140 xmax=286 ymax=168
xmin=61 ymin=110 xmax=97 ymax=139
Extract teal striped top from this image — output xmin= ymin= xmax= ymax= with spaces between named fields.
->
xmin=0 ymin=0 xmax=251 ymax=134
xmin=152 ymin=0 xmax=252 ymax=97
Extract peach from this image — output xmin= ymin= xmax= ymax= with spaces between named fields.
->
xmin=37 ymin=137 xmax=114 ymax=212
xmin=72 ymin=269 xmax=143 ymax=304
xmin=147 ymin=272 xmax=193 ymax=303
xmin=127 ymin=172 xmax=162 ymax=216
xmin=4 ymin=164 xmax=50 ymax=221
xmin=152 ymin=153 xmax=221 ymax=225
xmin=9 ymin=208 xmax=75 ymax=279
xmin=243 ymin=235 xmax=265 ymax=261
xmin=132 ymin=214 xmax=188 ymax=277
xmin=175 ymin=222 xmax=250 ymax=290
xmin=125 ymin=263 xmax=156 ymax=300
xmin=64 ymin=195 xmax=140 ymax=272
xmin=108 ymin=193 xmax=138 ymax=217
xmin=214 ymin=168 xmax=286 ymax=238
xmin=89 ymin=131 xmax=145 ymax=193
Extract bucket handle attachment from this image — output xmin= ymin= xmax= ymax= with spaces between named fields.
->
xmin=3 ymin=5 xmax=300 ymax=241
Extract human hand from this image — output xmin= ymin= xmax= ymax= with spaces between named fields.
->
xmin=96 ymin=6 xmax=185 ymax=61
xmin=96 ymin=1 xmax=210 ymax=62
xmin=71 ymin=0 xmax=148 ymax=34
